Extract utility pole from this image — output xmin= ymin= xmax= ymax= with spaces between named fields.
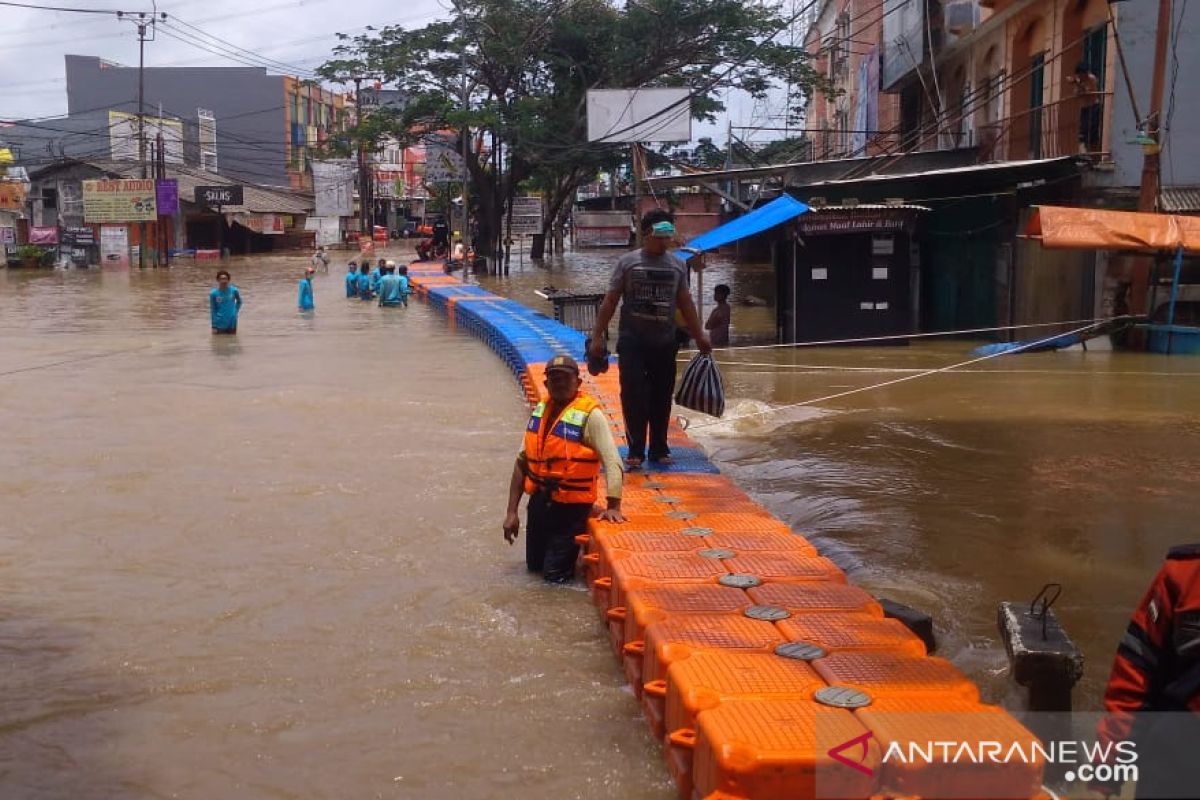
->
xmin=137 ymin=14 xmax=149 ymax=269
xmin=632 ymin=143 xmax=643 ymax=248
xmin=353 ymin=76 xmax=369 ymax=246
xmin=460 ymin=49 xmax=470 ymax=280
xmin=1131 ymin=0 xmax=1174 ymax=317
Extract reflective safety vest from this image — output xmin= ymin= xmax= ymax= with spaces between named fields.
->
xmin=522 ymin=394 xmax=601 ymax=504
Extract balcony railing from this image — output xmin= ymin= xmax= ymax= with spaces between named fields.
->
xmin=976 ymin=92 xmax=1112 ymax=162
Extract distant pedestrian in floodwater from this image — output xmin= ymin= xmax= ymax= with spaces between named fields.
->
xmin=397 ymin=265 xmax=411 ymax=307
xmin=210 ymin=269 xmax=242 ymax=334
xmin=378 ymin=264 xmax=406 ymax=307
xmin=357 ymin=263 xmax=373 ymax=301
xmin=705 ymin=283 xmax=731 ymax=348
xmin=298 ymin=266 xmax=315 ymax=311
xmin=345 ymin=261 xmax=359 ymax=298
xmin=311 ymin=245 xmax=330 ymax=273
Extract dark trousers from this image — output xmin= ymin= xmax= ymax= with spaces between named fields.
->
xmin=617 ymin=339 xmax=680 ymax=462
xmin=526 ymin=492 xmax=591 ymax=583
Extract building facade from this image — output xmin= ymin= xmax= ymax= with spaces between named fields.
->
xmin=783 ymin=0 xmax=1200 ymax=341
xmin=64 ymin=56 xmax=345 ymax=191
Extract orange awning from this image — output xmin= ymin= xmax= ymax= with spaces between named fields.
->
xmin=1025 ymin=206 xmax=1200 ymax=255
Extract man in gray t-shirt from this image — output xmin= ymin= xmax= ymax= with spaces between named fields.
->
xmin=589 ymin=209 xmax=711 ymax=467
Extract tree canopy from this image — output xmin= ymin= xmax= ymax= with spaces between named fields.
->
xmin=318 ymin=0 xmax=822 ymax=258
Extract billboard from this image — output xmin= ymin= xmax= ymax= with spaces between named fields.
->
xmin=83 ymin=179 xmax=157 ymax=223
xmin=586 ymin=88 xmax=691 ymax=143
xmin=312 ymin=160 xmax=355 ymax=217
xmin=108 ymin=112 xmax=185 ymax=164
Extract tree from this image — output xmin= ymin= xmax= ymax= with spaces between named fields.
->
xmin=692 ymin=137 xmax=725 ymax=168
xmin=318 ymin=0 xmax=822 ymax=260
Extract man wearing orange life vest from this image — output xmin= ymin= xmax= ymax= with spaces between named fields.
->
xmin=503 ymin=355 xmax=626 ymax=583
xmin=1092 ymin=544 xmax=1200 ymax=797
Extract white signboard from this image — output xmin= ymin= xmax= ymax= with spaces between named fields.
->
xmin=508 ymin=196 xmax=544 ymax=236
xmin=586 ymin=88 xmax=691 ymax=143
xmin=305 ymin=216 xmax=341 ymax=246
xmin=312 ymin=160 xmax=355 ymax=218
xmin=100 ymin=224 xmax=129 ymax=267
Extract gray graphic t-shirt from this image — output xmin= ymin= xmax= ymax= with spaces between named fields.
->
xmin=609 ymin=249 xmax=687 ymax=347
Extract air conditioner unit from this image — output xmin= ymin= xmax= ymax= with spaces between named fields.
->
xmin=945 ymin=1 xmax=980 ymax=36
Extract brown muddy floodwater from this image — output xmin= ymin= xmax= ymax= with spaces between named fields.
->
xmin=1 ymin=245 xmax=1197 ymax=799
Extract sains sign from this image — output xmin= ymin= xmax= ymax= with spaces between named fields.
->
xmin=195 ymin=185 xmax=243 ymax=207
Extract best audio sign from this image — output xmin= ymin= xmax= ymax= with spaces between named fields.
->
xmin=196 ymin=185 xmax=244 ymax=207
xmin=82 ymin=179 xmax=158 ymax=223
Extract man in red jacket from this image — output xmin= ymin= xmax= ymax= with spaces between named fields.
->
xmin=1094 ymin=544 xmax=1200 ymax=797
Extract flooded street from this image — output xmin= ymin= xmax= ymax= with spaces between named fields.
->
xmin=0 ymin=251 xmax=671 ymax=800
xmin=1 ymin=246 xmax=1198 ymax=798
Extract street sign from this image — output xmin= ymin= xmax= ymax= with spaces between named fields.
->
xmin=508 ymin=196 xmax=543 ymax=236
xmin=195 ymin=185 xmax=243 ymax=207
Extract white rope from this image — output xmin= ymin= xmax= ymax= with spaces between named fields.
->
xmin=682 ymin=316 xmax=1131 ymax=353
xmin=695 ymin=362 xmax=1200 ymax=377
xmin=685 ymin=319 xmax=1114 ymax=430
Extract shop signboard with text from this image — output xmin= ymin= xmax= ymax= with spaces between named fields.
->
xmin=155 ymin=179 xmax=179 ymax=216
xmin=195 ymin=185 xmax=244 ymax=208
xmin=83 ymin=179 xmax=157 ymax=223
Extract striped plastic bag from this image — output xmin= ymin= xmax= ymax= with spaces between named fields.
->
xmin=674 ymin=353 xmax=725 ymax=418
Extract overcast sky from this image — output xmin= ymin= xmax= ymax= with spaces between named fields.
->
xmin=0 ymin=0 xmax=791 ymax=149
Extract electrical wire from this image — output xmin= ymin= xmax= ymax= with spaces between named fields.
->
xmin=0 ymin=0 xmax=131 ymax=13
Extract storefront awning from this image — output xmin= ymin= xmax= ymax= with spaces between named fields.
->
xmin=1024 ymin=205 xmax=1200 ymax=255
xmin=676 ymin=195 xmax=808 ymax=256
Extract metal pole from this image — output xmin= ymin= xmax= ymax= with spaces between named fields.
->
xmin=1130 ymin=0 xmax=1174 ymax=318
xmin=354 ymin=77 xmax=369 ymax=245
xmin=632 ymin=143 xmax=642 ymax=248
xmin=138 ymin=17 xmax=147 ymax=269
xmin=460 ymin=51 xmax=470 ymax=282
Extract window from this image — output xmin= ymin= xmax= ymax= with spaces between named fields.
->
xmin=1029 ymin=53 xmax=1045 ymax=159
xmin=42 ymin=187 xmax=57 ymax=209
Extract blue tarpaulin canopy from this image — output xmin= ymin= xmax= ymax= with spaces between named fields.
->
xmin=674 ymin=195 xmax=809 ymax=257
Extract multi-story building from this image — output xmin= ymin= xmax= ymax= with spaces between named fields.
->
xmin=62 ymin=56 xmax=346 ymax=191
xmin=783 ymin=0 xmax=1200 ymax=338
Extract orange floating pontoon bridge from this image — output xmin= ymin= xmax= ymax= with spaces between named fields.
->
xmin=408 ymin=260 xmax=1047 ymax=799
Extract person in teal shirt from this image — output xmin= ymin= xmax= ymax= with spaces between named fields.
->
xmin=298 ymin=266 xmax=315 ymax=311
xmin=378 ymin=264 xmax=405 ymax=307
xmin=210 ymin=269 xmax=242 ymax=333
xmin=357 ymin=263 xmax=373 ymax=300
xmin=345 ymin=261 xmax=359 ymax=298
xmin=369 ymin=258 xmax=384 ymax=295
xmin=397 ymin=264 xmax=411 ymax=307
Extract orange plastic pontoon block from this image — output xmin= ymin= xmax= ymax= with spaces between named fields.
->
xmin=614 ymin=584 xmax=752 ymax=658
xmin=812 ymin=651 xmax=981 ymax=703
xmin=685 ymin=698 xmax=880 ymax=800
xmin=777 ymin=612 xmax=927 ymax=657
xmin=854 ymin=695 xmax=1044 ymax=799
xmin=660 ymin=651 xmax=827 ymax=799
xmin=638 ymin=614 xmax=786 ymax=735
xmin=746 ymin=581 xmax=884 ymax=616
